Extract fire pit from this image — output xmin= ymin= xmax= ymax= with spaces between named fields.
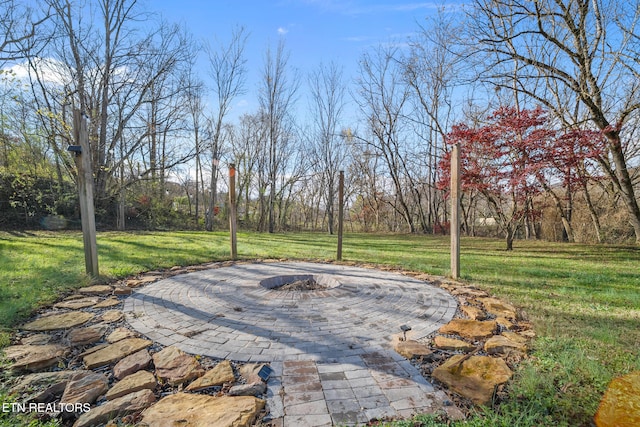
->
xmin=259 ymin=274 xmax=340 ymax=292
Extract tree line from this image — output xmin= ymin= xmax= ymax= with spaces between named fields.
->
xmin=1 ymin=0 xmax=639 ymax=246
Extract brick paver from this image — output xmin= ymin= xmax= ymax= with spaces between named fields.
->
xmin=123 ymin=262 xmax=458 ymax=426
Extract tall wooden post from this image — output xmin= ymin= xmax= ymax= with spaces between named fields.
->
xmin=337 ymin=170 xmax=344 ymax=261
xmin=450 ymin=143 xmax=460 ymax=279
xmin=229 ymin=163 xmax=237 ymax=260
xmin=72 ymin=110 xmax=99 ymax=278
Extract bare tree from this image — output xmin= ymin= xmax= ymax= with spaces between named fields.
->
xmin=355 ymin=43 xmax=416 ymax=232
xmin=308 ymin=61 xmax=348 ymax=234
xmin=0 ymin=0 xmax=51 ymax=64
xmin=204 ymin=25 xmax=248 ymax=231
xmin=471 ymin=0 xmax=640 ymax=243
xmin=259 ymin=39 xmax=300 ymax=233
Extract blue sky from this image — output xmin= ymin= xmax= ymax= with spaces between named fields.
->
xmin=150 ymin=0 xmax=463 ymax=120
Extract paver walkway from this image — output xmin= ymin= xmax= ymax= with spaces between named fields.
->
xmin=123 ymin=262 xmax=458 ymax=426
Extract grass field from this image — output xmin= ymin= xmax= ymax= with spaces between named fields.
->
xmin=1 ymin=230 xmax=639 ymax=426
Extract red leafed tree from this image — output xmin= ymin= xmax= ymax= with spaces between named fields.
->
xmin=535 ymin=129 xmax=606 ymax=242
xmin=439 ymin=106 xmax=554 ymax=250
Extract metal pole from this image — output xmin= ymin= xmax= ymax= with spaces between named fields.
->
xmin=337 ymin=170 xmax=344 ymax=260
xmin=73 ymin=110 xmax=99 ymax=278
xmin=450 ymin=144 xmax=460 ymax=279
xmin=229 ymin=163 xmax=237 ymax=260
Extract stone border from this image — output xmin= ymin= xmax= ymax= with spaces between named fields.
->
xmin=0 ymin=258 xmax=535 ymax=427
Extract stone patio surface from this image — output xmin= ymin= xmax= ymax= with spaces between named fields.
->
xmin=123 ymin=261 xmax=459 ymax=426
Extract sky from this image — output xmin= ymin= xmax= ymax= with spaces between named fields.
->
xmin=148 ymin=0 xmax=464 ymax=122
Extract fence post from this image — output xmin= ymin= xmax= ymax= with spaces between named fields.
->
xmin=337 ymin=170 xmax=344 ymax=261
xmin=450 ymin=143 xmax=460 ymax=279
xmin=229 ymin=163 xmax=237 ymax=260
xmin=72 ymin=110 xmax=99 ymax=278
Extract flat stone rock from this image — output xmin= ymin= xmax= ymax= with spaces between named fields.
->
xmin=107 ymin=327 xmax=137 ymax=343
xmin=100 ymin=310 xmax=123 ymax=323
xmin=106 ymin=370 xmax=156 ymax=400
xmin=141 ymin=393 xmax=265 ymax=427
xmin=83 ymin=338 xmax=152 ymax=369
xmin=4 ymin=344 xmax=70 ymax=371
xmin=239 ymin=363 xmax=268 ymax=384
xmin=93 ymin=297 xmax=122 ymax=308
xmin=461 ymin=305 xmax=486 ymax=320
xmin=113 ymin=349 xmax=152 ymax=380
xmin=478 ymin=297 xmax=518 ymax=320
xmin=432 ymin=355 xmax=513 ymax=405
xmin=394 ymin=340 xmax=433 ymax=359
xmin=54 ymin=297 xmax=100 ymax=309
xmin=10 ymin=370 xmax=83 ymax=402
xmin=20 ymin=334 xmax=53 ymax=345
xmin=449 ymin=287 xmax=489 ymax=298
xmin=484 ymin=335 xmax=527 ymax=355
xmin=432 ymin=336 xmax=476 ymax=352
xmin=73 ymin=389 xmax=156 ymax=427
xmin=228 ymin=382 xmax=267 ymax=397
xmin=185 ymin=360 xmax=235 ymax=391
xmin=438 ymin=319 xmax=497 ymax=340
xmin=113 ymin=286 xmax=133 ymax=295
xmin=501 ymin=331 xmax=528 ymax=344
xmin=126 ymin=277 xmax=158 ymax=288
xmin=153 ymin=346 xmax=205 ymax=386
xmin=22 ymin=312 xmax=94 ymax=331
xmin=66 ymin=326 xmax=106 ymax=346
xmin=60 ymin=371 xmax=108 ymax=405
xmin=78 ymin=285 xmax=113 ymax=295
xmin=594 ymin=370 xmax=640 ymax=427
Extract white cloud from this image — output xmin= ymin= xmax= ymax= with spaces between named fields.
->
xmin=277 ymin=27 xmax=289 ymax=35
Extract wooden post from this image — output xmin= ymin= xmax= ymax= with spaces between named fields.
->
xmin=229 ymin=163 xmax=237 ymax=260
xmin=72 ymin=110 xmax=99 ymax=278
xmin=450 ymin=143 xmax=460 ymax=279
xmin=337 ymin=170 xmax=344 ymax=261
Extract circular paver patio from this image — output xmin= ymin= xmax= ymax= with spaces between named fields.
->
xmin=123 ymin=261 xmax=459 ymax=426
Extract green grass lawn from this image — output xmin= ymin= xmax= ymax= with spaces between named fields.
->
xmin=1 ymin=230 xmax=638 ymax=426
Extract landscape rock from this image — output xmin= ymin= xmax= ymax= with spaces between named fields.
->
xmin=93 ymin=297 xmax=122 ymax=308
xmin=185 ymin=360 xmax=235 ymax=391
xmin=449 ymin=287 xmax=488 ymax=298
xmin=107 ymin=327 xmax=137 ymax=343
xmin=432 ymin=336 xmax=476 ymax=352
xmin=10 ymin=370 xmax=83 ymax=402
xmin=113 ymin=349 xmax=152 ymax=379
xmin=125 ymin=276 xmax=158 ymax=288
xmin=54 ymin=297 xmax=100 ymax=309
xmin=594 ymin=370 xmax=640 ymax=427
xmin=495 ymin=316 xmax=514 ymax=330
xmin=432 ymin=355 xmax=513 ymax=405
xmin=73 ymin=389 xmax=156 ymax=427
xmin=141 ymin=393 xmax=265 ymax=427
xmin=460 ymin=305 xmax=486 ymax=320
xmin=228 ymin=382 xmax=267 ymax=397
xmin=239 ymin=363 xmax=268 ymax=383
xmin=60 ymin=371 xmax=109 ymax=405
xmin=106 ymin=370 xmax=156 ymax=400
xmin=66 ymin=326 xmax=106 ymax=346
xmin=77 ymin=285 xmax=113 ymax=295
xmin=484 ymin=335 xmax=527 ymax=355
xmin=112 ymin=286 xmax=133 ymax=295
xmin=501 ymin=331 xmax=528 ymax=344
xmin=100 ymin=310 xmax=123 ymax=323
xmin=22 ymin=312 xmax=94 ymax=331
xmin=83 ymin=338 xmax=152 ymax=369
xmin=153 ymin=345 xmax=205 ymax=386
xmin=3 ymin=344 xmax=70 ymax=371
xmin=438 ymin=319 xmax=497 ymax=340
xmin=478 ymin=297 xmax=518 ymax=320
xmin=394 ymin=340 xmax=433 ymax=359
xmin=20 ymin=334 xmax=52 ymax=345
